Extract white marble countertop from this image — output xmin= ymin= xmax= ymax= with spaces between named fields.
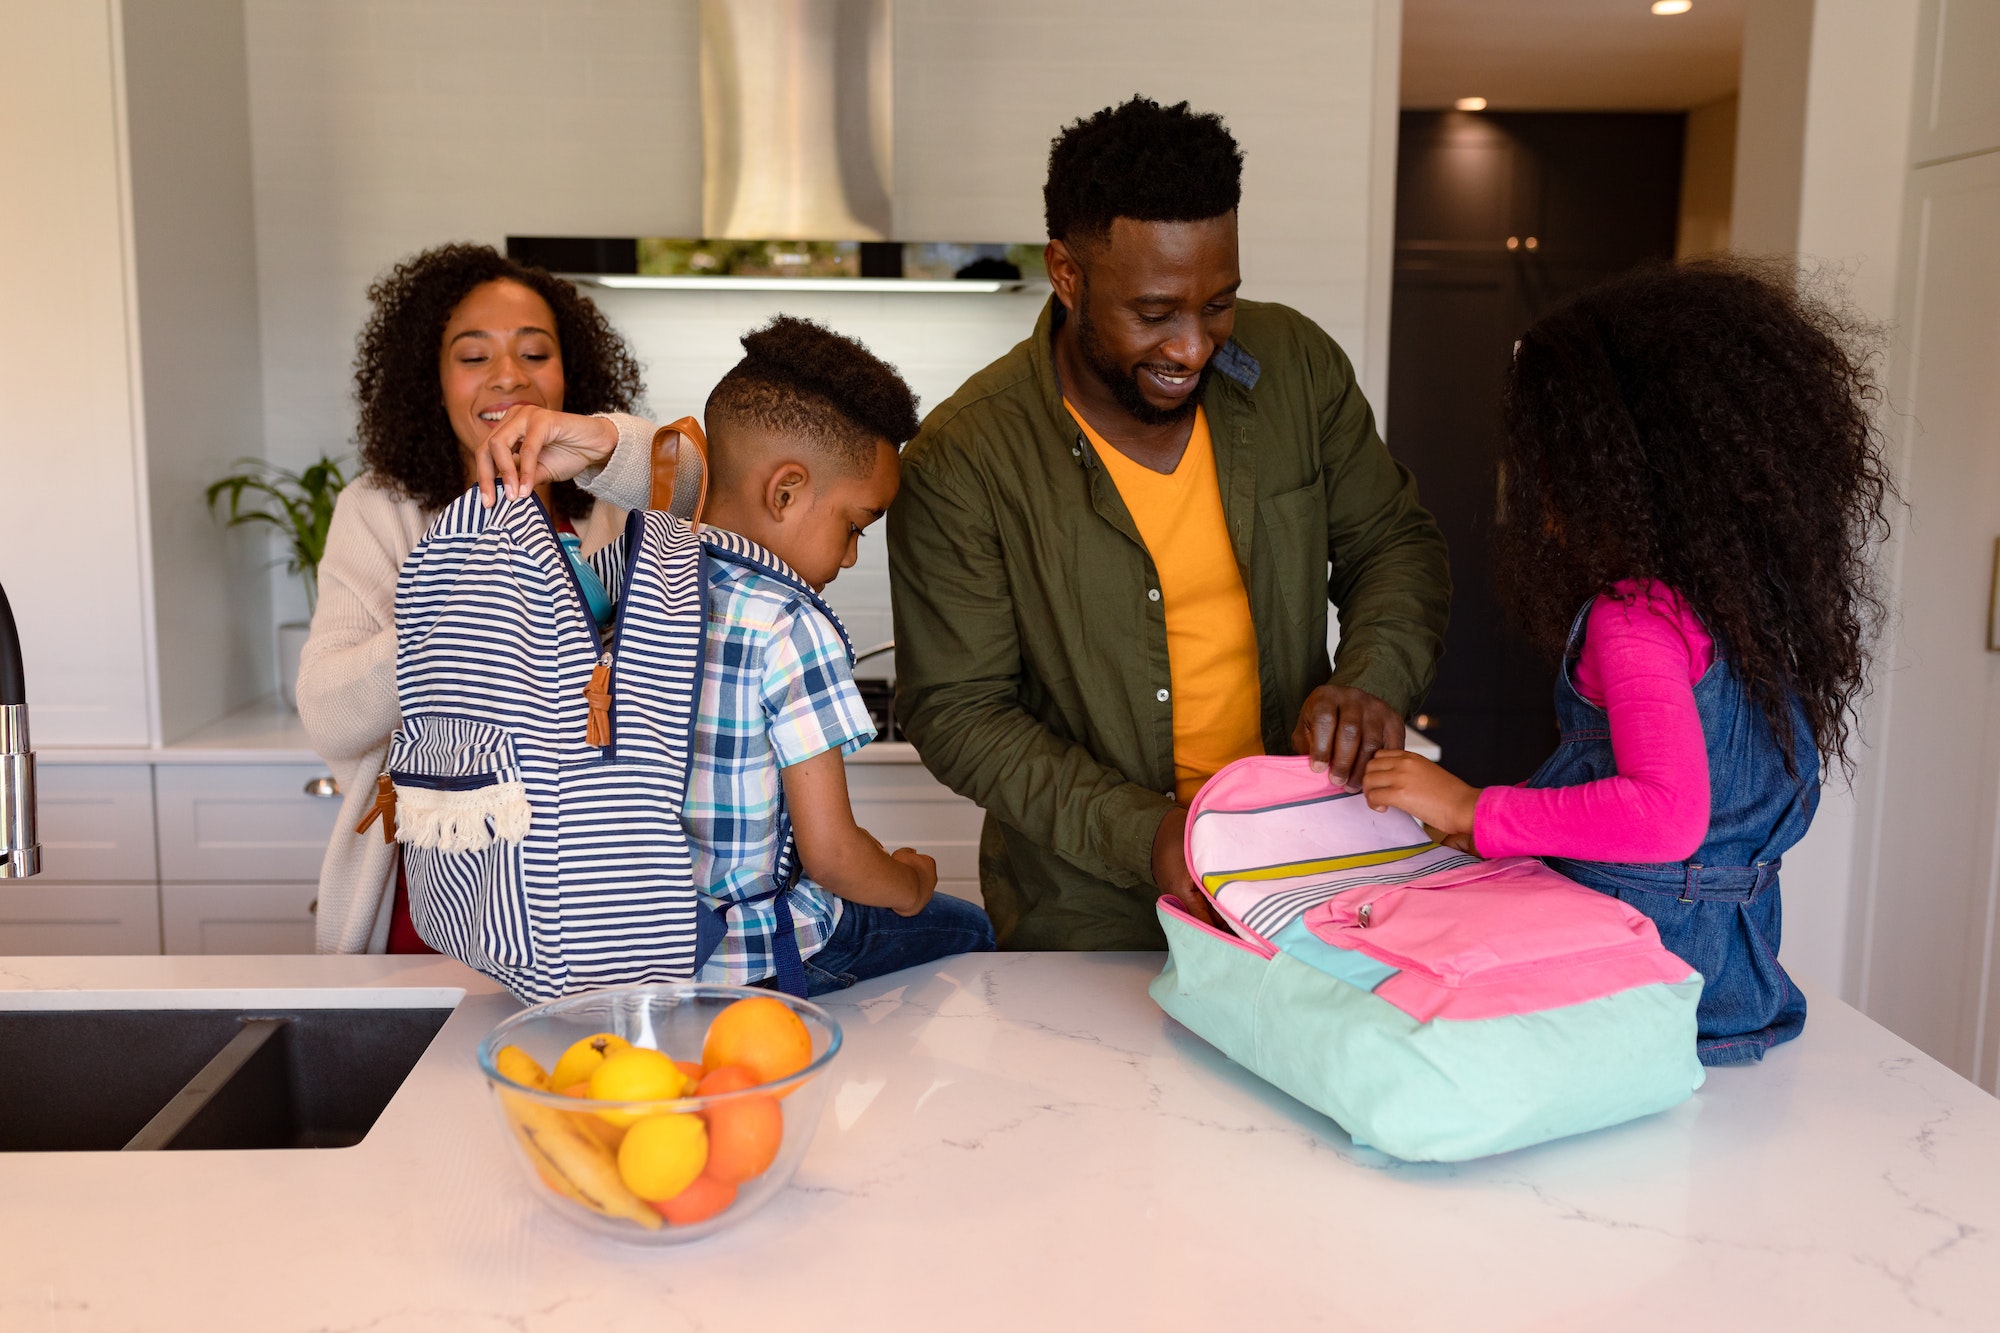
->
xmin=1 ymin=951 xmax=1996 ymax=1330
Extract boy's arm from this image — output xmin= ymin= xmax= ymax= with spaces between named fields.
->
xmin=779 ymin=749 xmax=937 ymax=915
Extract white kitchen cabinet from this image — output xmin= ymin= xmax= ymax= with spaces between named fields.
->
xmin=1856 ymin=144 xmax=2000 ymax=1082
xmin=0 ymin=882 xmax=160 ymax=955
xmin=154 ymin=764 xmax=342 ymax=883
xmin=160 ymin=881 xmax=317 ymax=955
xmin=847 ymin=760 xmax=985 ymax=905
xmin=0 ymin=0 xmax=272 ymax=749
xmin=31 ymin=765 xmax=158 ymax=883
xmin=1910 ymin=0 xmax=2000 ymax=167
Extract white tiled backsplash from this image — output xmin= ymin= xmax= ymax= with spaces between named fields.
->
xmin=594 ymin=285 xmax=1053 ymax=673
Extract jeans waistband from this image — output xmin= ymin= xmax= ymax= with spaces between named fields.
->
xmin=1544 ymin=856 xmax=1780 ymax=904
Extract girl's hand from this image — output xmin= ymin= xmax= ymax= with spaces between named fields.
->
xmin=474 ymin=406 xmax=619 ymax=504
xmin=1361 ymin=750 xmax=1481 ymax=839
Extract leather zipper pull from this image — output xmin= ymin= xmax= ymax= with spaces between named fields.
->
xmin=353 ymin=773 xmax=398 ymax=844
xmin=584 ymin=654 xmax=614 ymax=748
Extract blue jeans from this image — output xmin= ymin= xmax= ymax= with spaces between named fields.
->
xmin=799 ymin=893 xmax=996 ymax=996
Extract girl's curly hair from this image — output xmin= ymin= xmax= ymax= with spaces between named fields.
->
xmin=352 ymin=242 xmax=645 ymax=519
xmin=1496 ymin=258 xmax=1895 ymax=777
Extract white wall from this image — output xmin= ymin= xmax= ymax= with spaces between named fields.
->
xmin=241 ymin=0 xmax=1403 ymax=625
xmin=1722 ymin=0 xmax=1922 ymax=1002
xmin=122 ymin=0 xmax=275 ymax=742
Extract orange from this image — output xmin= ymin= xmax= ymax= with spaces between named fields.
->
xmin=674 ymin=1059 xmax=706 ymax=1084
xmin=695 ymin=1064 xmax=757 ymax=1097
xmin=617 ymin=1113 xmax=708 ymax=1202
xmin=702 ymin=1090 xmax=782 ymax=1183
xmin=701 ymin=997 xmax=813 ymax=1089
xmin=651 ymin=1171 xmax=737 ymax=1225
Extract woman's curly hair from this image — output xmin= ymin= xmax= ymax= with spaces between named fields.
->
xmin=1496 ymin=258 xmax=1895 ymax=776
xmin=352 ymin=242 xmax=644 ymax=518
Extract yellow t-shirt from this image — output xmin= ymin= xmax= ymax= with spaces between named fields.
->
xmin=1069 ymin=402 xmax=1263 ymax=805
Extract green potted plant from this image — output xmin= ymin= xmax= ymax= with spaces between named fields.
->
xmin=206 ymin=456 xmax=350 ymax=710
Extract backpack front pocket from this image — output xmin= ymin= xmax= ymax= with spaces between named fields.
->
xmin=1302 ymin=858 xmax=1663 ymax=988
xmin=387 ymin=715 xmax=533 ymax=970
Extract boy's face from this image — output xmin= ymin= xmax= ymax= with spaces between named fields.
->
xmin=763 ymin=437 xmax=900 ymax=592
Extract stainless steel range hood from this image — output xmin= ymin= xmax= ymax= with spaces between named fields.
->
xmin=701 ymin=0 xmax=893 ymax=242
xmin=507 ymin=0 xmax=1042 ymax=293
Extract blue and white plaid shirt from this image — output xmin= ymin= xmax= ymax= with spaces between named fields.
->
xmin=686 ymin=545 xmax=875 ymax=985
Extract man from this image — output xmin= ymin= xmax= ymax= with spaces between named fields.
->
xmin=889 ymin=97 xmax=1450 ymax=949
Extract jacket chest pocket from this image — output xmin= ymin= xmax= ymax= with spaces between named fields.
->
xmin=387 ymin=715 xmax=533 ymax=969
xmin=1258 ymin=479 xmax=1326 ymax=627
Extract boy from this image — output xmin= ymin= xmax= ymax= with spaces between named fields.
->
xmin=477 ymin=316 xmax=994 ymax=996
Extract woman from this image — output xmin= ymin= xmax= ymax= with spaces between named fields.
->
xmin=301 ymin=242 xmax=695 ymax=953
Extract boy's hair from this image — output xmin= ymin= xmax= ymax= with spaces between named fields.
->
xmin=1043 ymin=96 xmax=1244 ymax=247
xmin=1496 ymin=258 xmax=1896 ymax=777
xmin=704 ymin=316 xmax=920 ymax=483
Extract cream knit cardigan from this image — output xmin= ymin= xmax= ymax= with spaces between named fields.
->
xmin=300 ymin=413 xmax=685 ymax=952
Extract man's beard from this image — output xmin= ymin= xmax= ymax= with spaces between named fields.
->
xmin=1074 ymin=291 xmax=1209 ymax=427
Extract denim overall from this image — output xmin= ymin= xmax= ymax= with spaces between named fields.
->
xmin=1526 ymin=599 xmax=1817 ymax=1066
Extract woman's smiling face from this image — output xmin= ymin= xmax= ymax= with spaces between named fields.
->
xmin=439 ymin=278 xmax=566 ymax=471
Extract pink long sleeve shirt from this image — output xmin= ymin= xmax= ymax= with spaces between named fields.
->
xmin=1473 ymin=580 xmax=1715 ymax=863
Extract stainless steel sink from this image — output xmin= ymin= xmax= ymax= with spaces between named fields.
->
xmin=0 ymin=1003 xmax=451 ymax=1151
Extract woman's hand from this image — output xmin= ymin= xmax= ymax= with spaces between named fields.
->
xmin=1361 ymin=750 xmax=1481 ymax=840
xmin=474 ymin=406 xmax=619 ymax=504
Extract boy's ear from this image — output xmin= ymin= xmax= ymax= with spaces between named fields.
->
xmin=765 ymin=461 xmax=812 ymax=520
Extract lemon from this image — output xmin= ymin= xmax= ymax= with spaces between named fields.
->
xmin=587 ymin=1047 xmax=690 ymax=1126
xmin=617 ymin=1113 xmax=709 ymax=1201
xmin=549 ymin=1032 xmax=634 ymax=1092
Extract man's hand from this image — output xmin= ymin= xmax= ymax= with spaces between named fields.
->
xmin=1292 ymin=683 xmax=1405 ymax=788
xmin=1152 ymin=805 xmax=1221 ymax=927
xmin=889 ymin=848 xmax=938 ymax=917
xmin=1361 ymin=750 xmax=1480 ymax=839
xmin=474 ymin=406 xmax=619 ymax=505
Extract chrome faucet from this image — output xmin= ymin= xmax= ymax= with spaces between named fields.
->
xmin=0 ymin=582 xmax=40 ymax=878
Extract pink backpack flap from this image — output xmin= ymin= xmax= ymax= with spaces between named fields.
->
xmin=1152 ymin=755 xmax=1704 ymax=1161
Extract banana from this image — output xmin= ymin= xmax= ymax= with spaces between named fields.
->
xmin=496 ymin=1044 xmax=550 ymax=1090
xmin=500 ymin=1088 xmax=661 ymax=1230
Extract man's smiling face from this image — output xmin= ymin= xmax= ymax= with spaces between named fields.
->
xmin=1056 ymin=212 xmax=1241 ymax=427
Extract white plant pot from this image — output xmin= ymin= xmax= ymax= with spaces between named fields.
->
xmin=278 ymin=622 xmax=310 ymax=711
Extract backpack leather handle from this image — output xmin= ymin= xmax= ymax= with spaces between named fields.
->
xmin=650 ymin=416 xmax=709 ymax=531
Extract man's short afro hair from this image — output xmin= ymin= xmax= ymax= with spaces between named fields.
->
xmin=1044 ymin=96 xmax=1244 ymax=245
xmin=705 ymin=315 xmax=921 ymax=474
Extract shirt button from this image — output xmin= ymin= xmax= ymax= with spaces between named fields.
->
xmin=1156 ymin=689 xmax=1170 ymax=703
xmin=1148 ymin=588 xmax=1161 ymax=602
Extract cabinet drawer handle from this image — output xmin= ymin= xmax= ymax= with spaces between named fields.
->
xmin=303 ymin=776 xmax=340 ymax=799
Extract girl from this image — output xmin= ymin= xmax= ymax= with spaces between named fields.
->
xmin=1361 ymin=260 xmax=1893 ymax=1066
xmin=300 ymin=243 xmax=699 ymax=954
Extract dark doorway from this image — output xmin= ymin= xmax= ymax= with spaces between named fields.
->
xmin=1388 ymin=111 xmax=1685 ymax=786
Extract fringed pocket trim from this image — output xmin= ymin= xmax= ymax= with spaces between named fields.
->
xmin=392 ymin=780 xmax=531 ymax=852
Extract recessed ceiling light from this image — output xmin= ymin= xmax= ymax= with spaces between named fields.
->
xmin=1455 ymin=97 xmax=1488 ymax=111
xmin=1651 ymin=1 xmax=1692 ymax=14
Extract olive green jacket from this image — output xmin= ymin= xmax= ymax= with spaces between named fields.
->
xmin=888 ymin=297 xmax=1450 ymax=949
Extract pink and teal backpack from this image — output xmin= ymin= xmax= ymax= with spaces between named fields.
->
xmin=1151 ymin=755 xmax=1705 ymax=1161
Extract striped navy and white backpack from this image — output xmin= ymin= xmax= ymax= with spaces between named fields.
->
xmin=360 ymin=420 xmax=845 ymax=1002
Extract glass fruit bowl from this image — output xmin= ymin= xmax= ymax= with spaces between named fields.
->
xmin=476 ymin=983 xmax=842 ymax=1244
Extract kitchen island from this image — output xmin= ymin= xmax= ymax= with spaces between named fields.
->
xmin=1 ymin=951 xmax=1996 ymax=1331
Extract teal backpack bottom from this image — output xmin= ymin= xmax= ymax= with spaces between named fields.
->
xmin=1151 ymin=903 xmax=1705 ymax=1163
